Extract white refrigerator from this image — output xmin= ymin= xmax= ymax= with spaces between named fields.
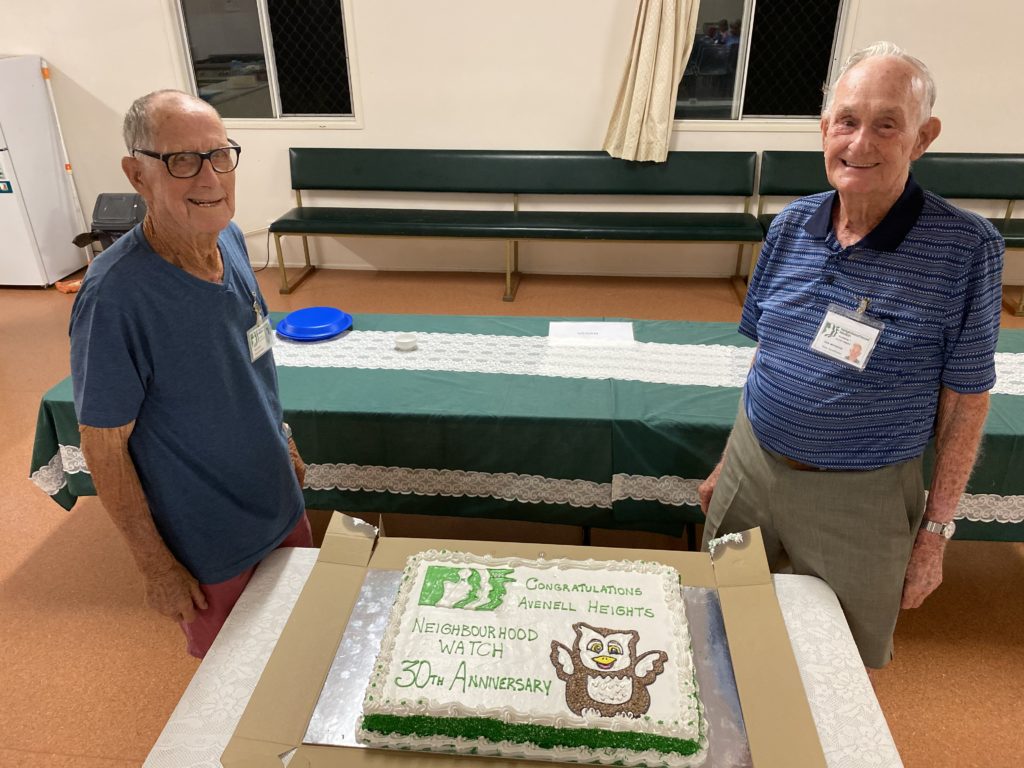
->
xmin=0 ymin=55 xmax=87 ymax=286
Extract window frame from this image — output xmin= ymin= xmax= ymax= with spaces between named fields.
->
xmin=674 ymin=0 xmax=858 ymax=129
xmin=172 ymin=0 xmax=363 ymax=129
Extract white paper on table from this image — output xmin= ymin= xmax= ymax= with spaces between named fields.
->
xmin=547 ymin=321 xmax=635 ymax=345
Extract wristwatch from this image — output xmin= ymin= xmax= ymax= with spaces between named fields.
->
xmin=922 ymin=519 xmax=956 ymax=539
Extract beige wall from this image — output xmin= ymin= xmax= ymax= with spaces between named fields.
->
xmin=3 ymin=0 xmax=1021 ymax=280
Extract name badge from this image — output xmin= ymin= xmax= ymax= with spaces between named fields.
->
xmin=247 ymin=317 xmax=273 ymax=362
xmin=810 ymin=302 xmax=883 ymax=371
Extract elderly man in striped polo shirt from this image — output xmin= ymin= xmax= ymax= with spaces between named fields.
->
xmin=699 ymin=42 xmax=1004 ymax=670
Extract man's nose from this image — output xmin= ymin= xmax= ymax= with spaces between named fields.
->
xmin=847 ymin=125 xmax=872 ymax=151
xmin=194 ymin=156 xmax=221 ymax=181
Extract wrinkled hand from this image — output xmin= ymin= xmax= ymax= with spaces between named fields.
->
xmin=288 ymin=437 xmax=306 ymax=488
xmin=901 ymin=531 xmax=946 ymax=609
xmin=698 ymin=465 xmax=723 ymax=515
xmin=144 ymin=560 xmax=208 ymax=623
xmin=697 ymin=477 xmax=716 ymax=516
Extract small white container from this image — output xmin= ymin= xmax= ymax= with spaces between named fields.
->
xmin=394 ymin=332 xmax=417 ymax=352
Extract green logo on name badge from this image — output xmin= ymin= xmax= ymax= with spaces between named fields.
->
xmin=419 ymin=565 xmax=515 ymax=611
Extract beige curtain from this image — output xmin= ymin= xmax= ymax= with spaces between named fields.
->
xmin=604 ymin=0 xmax=701 ymax=162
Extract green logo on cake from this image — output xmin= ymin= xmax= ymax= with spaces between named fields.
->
xmin=418 ymin=566 xmax=515 ymax=610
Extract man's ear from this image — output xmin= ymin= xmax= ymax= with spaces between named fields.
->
xmin=911 ymin=116 xmax=942 ymax=161
xmin=121 ymin=155 xmax=147 ymax=195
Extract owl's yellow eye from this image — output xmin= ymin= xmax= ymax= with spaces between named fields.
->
xmin=608 ymin=642 xmax=622 ymax=656
xmin=587 ymin=641 xmax=603 ymax=653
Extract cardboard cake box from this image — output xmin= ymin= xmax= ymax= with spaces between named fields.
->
xmin=222 ymin=514 xmax=826 ymax=767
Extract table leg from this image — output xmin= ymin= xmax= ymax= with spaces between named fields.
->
xmin=685 ymin=522 xmax=697 ymax=552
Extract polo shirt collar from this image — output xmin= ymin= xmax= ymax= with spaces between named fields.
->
xmin=804 ymin=174 xmax=925 ymax=251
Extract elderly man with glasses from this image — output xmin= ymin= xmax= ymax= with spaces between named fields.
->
xmin=69 ymin=90 xmax=311 ymax=658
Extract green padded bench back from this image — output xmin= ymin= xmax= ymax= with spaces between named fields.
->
xmin=911 ymin=153 xmax=1024 ymax=200
xmin=288 ymin=148 xmax=756 ymax=197
xmin=759 ymin=150 xmax=1024 ymax=201
xmin=758 ymin=151 xmax=830 ymax=196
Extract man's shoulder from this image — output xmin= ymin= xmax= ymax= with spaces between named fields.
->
xmin=79 ymin=226 xmax=156 ymax=293
xmin=761 ymin=192 xmax=831 ymax=246
xmin=219 ymin=220 xmax=246 ymax=249
xmin=774 ymin=192 xmax=831 ymax=225
xmin=919 ymin=191 xmax=1002 ymax=241
xmin=72 ymin=227 xmax=174 ymax=332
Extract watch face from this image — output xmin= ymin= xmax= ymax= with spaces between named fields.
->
xmin=944 ymin=520 xmax=956 ymax=539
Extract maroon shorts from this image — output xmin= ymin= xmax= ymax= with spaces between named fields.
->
xmin=180 ymin=513 xmax=313 ymax=658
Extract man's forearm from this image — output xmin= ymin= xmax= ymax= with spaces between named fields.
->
xmin=287 ymin=435 xmax=306 ymax=487
xmin=79 ymin=422 xmax=178 ymax=575
xmin=925 ymin=388 xmax=990 ymax=522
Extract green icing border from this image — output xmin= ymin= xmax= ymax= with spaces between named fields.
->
xmin=362 ymin=713 xmax=702 ymax=757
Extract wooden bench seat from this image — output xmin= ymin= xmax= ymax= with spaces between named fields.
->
xmin=270 ymin=148 xmax=761 ymax=299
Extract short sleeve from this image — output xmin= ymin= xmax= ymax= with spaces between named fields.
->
xmin=69 ymin=285 xmax=148 ymax=428
xmin=940 ymin=234 xmax=1004 ymax=393
xmin=738 ymin=221 xmax=777 ymax=342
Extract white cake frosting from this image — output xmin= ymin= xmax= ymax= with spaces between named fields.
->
xmin=357 ymin=550 xmax=707 ymax=766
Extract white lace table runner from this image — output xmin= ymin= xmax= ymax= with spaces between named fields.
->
xmin=273 ymin=331 xmax=756 ymax=388
xmin=271 ymin=330 xmax=1024 ymax=395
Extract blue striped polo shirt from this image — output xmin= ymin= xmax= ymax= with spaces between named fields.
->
xmin=739 ymin=175 xmax=1004 ymax=469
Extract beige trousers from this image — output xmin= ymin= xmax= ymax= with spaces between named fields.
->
xmin=702 ymin=404 xmax=926 ymax=668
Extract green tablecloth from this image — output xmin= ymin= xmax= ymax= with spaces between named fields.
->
xmin=30 ymin=314 xmax=1024 ymax=540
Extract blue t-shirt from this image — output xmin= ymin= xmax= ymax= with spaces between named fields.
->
xmin=70 ymin=222 xmax=304 ymax=583
xmin=740 ymin=176 xmax=1004 ymax=469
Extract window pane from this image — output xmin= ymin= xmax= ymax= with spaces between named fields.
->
xmin=181 ymin=0 xmax=274 ymax=118
xmin=742 ymin=0 xmax=841 ymax=118
xmin=675 ymin=4 xmax=743 ymax=120
xmin=267 ymin=0 xmax=352 ymax=116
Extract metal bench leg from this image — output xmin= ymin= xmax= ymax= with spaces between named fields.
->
xmin=503 ymin=240 xmax=521 ymax=301
xmin=730 ymin=243 xmax=750 ymax=306
xmin=276 ymin=233 xmax=316 ymax=295
xmin=275 ymin=233 xmax=289 ymax=293
xmin=1006 ymin=286 xmax=1024 ymax=317
xmin=730 ymin=241 xmax=764 ymax=307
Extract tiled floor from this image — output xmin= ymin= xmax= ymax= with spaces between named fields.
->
xmin=3 ymin=267 xmax=1023 ymax=766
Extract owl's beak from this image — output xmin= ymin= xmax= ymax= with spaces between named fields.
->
xmin=593 ymin=655 xmax=616 ymax=667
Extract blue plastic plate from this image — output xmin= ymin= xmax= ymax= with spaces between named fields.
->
xmin=276 ymin=306 xmax=353 ymax=341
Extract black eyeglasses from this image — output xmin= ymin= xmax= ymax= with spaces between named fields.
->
xmin=132 ymin=139 xmax=241 ymax=179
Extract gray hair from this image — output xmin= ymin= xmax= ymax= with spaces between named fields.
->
xmin=122 ymin=89 xmax=217 ymax=151
xmin=822 ymin=41 xmax=936 ymax=124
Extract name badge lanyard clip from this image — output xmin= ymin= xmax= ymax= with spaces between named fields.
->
xmin=247 ymin=291 xmax=274 ymax=362
xmin=810 ymin=296 xmax=885 ymax=371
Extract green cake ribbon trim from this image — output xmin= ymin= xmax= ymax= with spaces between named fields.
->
xmin=362 ymin=713 xmax=702 ymax=757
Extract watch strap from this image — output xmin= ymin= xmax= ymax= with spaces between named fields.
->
xmin=923 ymin=519 xmax=955 ymax=539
